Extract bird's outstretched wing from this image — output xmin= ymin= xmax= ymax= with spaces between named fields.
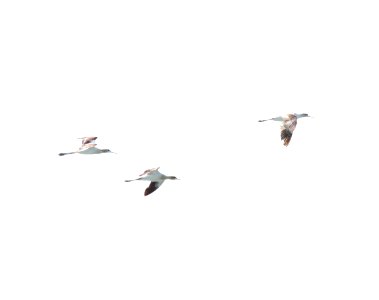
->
xmin=80 ymin=136 xmax=97 ymax=145
xmin=139 ymin=167 xmax=160 ymax=177
xmin=144 ymin=181 xmax=163 ymax=196
xmin=281 ymin=116 xmax=297 ymax=146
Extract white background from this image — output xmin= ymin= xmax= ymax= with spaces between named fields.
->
xmin=1 ymin=0 xmax=378 ymax=299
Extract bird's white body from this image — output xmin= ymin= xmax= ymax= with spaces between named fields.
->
xmin=77 ymin=144 xmax=104 ymax=154
xmin=138 ymin=170 xmax=164 ymax=181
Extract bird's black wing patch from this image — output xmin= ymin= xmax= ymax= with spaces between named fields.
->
xmin=281 ymin=128 xmax=292 ymax=146
xmin=144 ymin=181 xmax=162 ymax=196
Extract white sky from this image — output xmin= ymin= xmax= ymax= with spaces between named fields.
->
xmin=1 ymin=0 xmax=379 ymax=299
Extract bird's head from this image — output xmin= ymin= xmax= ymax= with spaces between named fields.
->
xmin=295 ymin=113 xmax=310 ymax=118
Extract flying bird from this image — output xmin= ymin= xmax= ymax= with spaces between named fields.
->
xmin=258 ymin=113 xmax=310 ymax=146
xmin=124 ymin=167 xmax=179 ymax=196
xmin=59 ymin=137 xmax=114 ymax=156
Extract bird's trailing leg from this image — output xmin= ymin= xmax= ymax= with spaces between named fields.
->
xmin=58 ymin=152 xmax=76 ymax=156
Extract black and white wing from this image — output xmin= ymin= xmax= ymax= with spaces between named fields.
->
xmin=280 ymin=115 xmax=297 ymax=146
xmin=144 ymin=181 xmax=164 ymax=196
xmin=80 ymin=136 xmax=97 ymax=145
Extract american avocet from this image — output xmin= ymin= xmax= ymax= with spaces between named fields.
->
xmin=124 ymin=167 xmax=179 ymax=196
xmin=78 ymin=136 xmax=97 ymax=145
xmin=59 ymin=138 xmax=114 ymax=156
xmin=258 ymin=113 xmax=310 ymax=146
